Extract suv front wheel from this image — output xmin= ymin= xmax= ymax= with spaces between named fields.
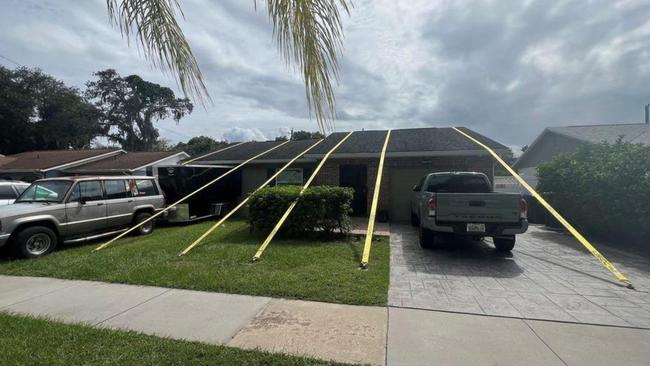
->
xmin=14 ymin=226 xmax=58 ymax=258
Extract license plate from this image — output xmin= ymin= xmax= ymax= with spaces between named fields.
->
xmin=466 ymin=223 xmax=485 ymax=233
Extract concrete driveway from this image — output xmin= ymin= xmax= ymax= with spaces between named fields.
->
xmin=389 ymin=224 xmax=650 ymax=328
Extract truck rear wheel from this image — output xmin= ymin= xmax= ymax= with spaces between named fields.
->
xmin=493 ymin=236 xmax=515 ymax=252
xmin=410 ymin=212 xmax=419 ymax=226
xmin=419 ymin=225 xmax=436 ymax=249
xmin=14 ymin=226 xmax=58 ymax=258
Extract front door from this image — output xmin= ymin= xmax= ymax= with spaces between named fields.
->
xmin=339 ymin=165 xmax=367 ymax=216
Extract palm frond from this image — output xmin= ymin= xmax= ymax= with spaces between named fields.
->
xmin=265 ymin=0 xmax=351 ymax=132
xmin=106 ymin=0 xmax=209 ymax=104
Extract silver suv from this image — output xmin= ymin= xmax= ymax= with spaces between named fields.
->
xmin=0 ymin=176 xmax=165 ymax=258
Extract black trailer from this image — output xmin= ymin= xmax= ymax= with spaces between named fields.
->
xmin=157 ymin=165 xmax=241 ymax=223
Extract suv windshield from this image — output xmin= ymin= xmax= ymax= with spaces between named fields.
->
xmin=16 ymin=181 xmax=73 ymax=203
xmin=426 ymin=175 xmax=491 ymax=193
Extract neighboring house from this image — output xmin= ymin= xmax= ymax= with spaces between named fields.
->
xmin=513 ymin=123 xmax=650 ymax=188
xmin=64 ymin=151 xmax=190 ymax=177
xmin=194 ymin=127 xmax=509 ymax=223
xmin=0 ymin=149 xmax=124 ymax=182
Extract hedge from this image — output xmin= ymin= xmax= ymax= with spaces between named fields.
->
xmin=537 ymin=139 xmax=650 ymax=239
xmin=248 ymin=185 xmax=354 ymax=236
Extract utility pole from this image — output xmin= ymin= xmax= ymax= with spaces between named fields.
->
xmin=645 ymin=104 xmax=649 ymax=124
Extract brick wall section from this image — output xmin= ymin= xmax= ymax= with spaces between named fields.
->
xmin=313 ymin=155 xmax=495 ymax=215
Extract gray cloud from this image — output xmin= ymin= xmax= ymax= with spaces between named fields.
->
xmin=1 ymin=0 xmax=650 ymax=150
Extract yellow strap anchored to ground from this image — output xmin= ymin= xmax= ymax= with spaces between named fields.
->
xmin=361 ymin=129 xmax=391 ymax=268
xmin=452 ymin=127 xmax=633 ymax=289
xmin=93 ymin=140 xmax=291 ymax=252
xmin=182 ymin=141 xmax=246 ymax=165
xmin=179 ymin=139 xmax=326 ymax=256
xmin=253 ymin=131 xmax=355 ymax=261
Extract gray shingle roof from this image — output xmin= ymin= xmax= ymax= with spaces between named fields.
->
xmin=194 ymin=127 xmax=508 ymax=163
xmin=548 ymin=123 xmax=650 ymax=144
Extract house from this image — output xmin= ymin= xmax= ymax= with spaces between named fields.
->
xmin=193 ymin=127 xmax=509 ymax=223
xmin=513 ymin=123 xmax=650 ymax=188
xmin=0 ymin=150 xmax=189 ymax=181
xmin=64 ymin=151 xmax=189 ymax=177
xmin=0 ymin=149 xmax=124 ymax=182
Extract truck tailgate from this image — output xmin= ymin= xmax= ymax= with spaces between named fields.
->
xmin=436 ymin=193 xmax=520 ymax=223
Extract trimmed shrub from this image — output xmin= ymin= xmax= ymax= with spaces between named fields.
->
xmin=248 ymin=185 xmax=354 ymax=236
xmin=537 ymin=139 xmax=650 ymax=239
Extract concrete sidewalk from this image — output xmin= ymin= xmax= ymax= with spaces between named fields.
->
xmin=1 ymin=275 xmax=649 ymax=366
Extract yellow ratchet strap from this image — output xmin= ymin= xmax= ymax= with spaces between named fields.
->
xmin=361 ymin=129 xmax=391 ymax=268
xmin=452 ymin=127 xmax=633 ymax=289
xmin=179 ymin=138 xmax=325 ymax=256
xmin=252 ymin=131 xmax=355 ymax=261
xmin=182 ymin=142 xmax=246 ymax=165
xmin=93 ymin=140 xmax=291 ymax=252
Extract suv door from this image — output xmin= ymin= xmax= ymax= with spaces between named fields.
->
xmin=64 ymin=180 xmax=108 ymax=237
xmin=104 ymin=179 xmax=135 ymax=228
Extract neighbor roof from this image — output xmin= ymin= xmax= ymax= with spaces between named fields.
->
xmin=67 ymin=151 xmax=189 ymax=172
xmin=547 ymin=123 xmax=650 ymax=144
xmin=193 ymin=127 xmax=508 ymax=163
xmin=0 ymin=149 xmax=123 ymax=171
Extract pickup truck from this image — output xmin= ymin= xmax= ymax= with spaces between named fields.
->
xmin=410 ymin=172 xmax=528 ymax=251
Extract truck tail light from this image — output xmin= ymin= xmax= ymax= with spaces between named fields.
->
xmin=428 ymin=196 xmax=437 ymax=217
xmin=520 ymin=197 xmax=528 ymax=219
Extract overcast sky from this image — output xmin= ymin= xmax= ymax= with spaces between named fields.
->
xmin=2 ymin=0 xmax=650 ymax=152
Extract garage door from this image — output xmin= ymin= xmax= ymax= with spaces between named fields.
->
xmin=388 ymin=168 xmax=433 ymax=223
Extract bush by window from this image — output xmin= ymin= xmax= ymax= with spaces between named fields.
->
xmin=248 ymin=185 xmax=353 ymax=236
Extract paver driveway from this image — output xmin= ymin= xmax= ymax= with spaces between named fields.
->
xmin=389 ymin=224 xmax=650 ymax=328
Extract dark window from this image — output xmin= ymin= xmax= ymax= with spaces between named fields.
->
xmin=69 ymin=181 xmax=104 ymax=202
xmin=135 ymin=179 xmax=158 ymax=196
xmin=0 ymin=186 xmax=16 ymax=199
xmin=426 ymin=175 xmax=491 ymax=193
xmin=105 ymin=180 xmax=128 ymax=200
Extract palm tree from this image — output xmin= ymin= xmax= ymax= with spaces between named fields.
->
xmin=106 ymin=0 xmax=350 ymax=132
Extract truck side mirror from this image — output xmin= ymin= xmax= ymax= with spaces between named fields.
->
xmin=412 ymin=185 xmax=418 ymax=191
xmin=79 ymin=197 xmax=87 ymax=205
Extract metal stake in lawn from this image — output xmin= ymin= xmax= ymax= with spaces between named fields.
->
xmin=361 ymin=129 xmax=391 ymax=268
xmin=252 ymin=131 xmax=355 ymax=261
xmin=93 ymin=140 xmax=292 ymax=252
xmin=179 ymin=138 xmax=326 ymax=256
xmin=451 ymin=127 xmax=634 ymax=289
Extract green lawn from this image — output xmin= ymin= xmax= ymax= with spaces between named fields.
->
xmin=0 ymin=220 xmax=389 ymax=306
xmin=0 ymin=313 xmax=349 ymax=366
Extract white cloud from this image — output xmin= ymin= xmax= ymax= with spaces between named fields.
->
xmin=222 ymin=127 xmax=268 ymax=142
